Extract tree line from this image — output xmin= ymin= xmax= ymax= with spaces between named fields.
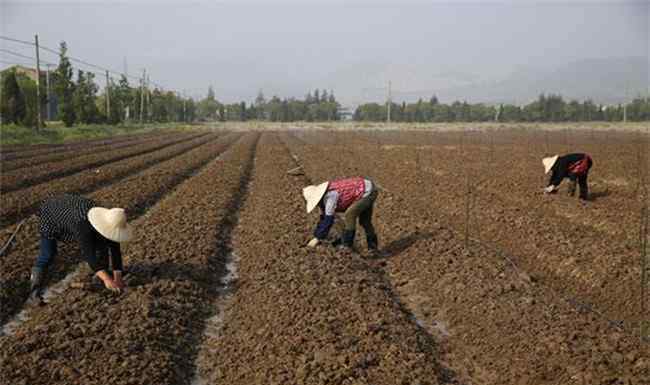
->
xmin=1 ymin=43 xmax=341 ymax=127
xmin=1 ymin=41 xmax=196 ymax=127
xmin=354 ymin=94 xmax=650 ymax=123
xmin=3 ymin=43 xmax=649 ymax=128
xmin=195 ymin=87 xmax=341 ymax=122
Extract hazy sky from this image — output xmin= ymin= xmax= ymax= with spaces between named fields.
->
xmin=1 ymin=0 xmax=647 ymax=104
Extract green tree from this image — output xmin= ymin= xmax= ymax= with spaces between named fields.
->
xmin=0 ymin=69 xmax=26 ymax=124
xmin=185 ymin=98 xmax=197 ymax=122
xmin=500 ymin=104 xmax=522 ymax=122
xmin=54 ymin=41 xmax=76 ymax=126
xmin=114 ymin=75 xmax=132 ymax=123
xmin=239 ymin=101 xmax=247 ymax=121
xmin=254 ymin=90 xmax=266 ymax=119
xmin=72 ymin=70 xmax=100 ymax=124
xmin=16 ymin=73 xmax=41 ymax=127
xmin=98 ymin=78 xmax=121 ymax=125
xmin=197 ymin=86 xmax=220 ymax=121
xmin=218 ymin=104 xmax=225 ymax=121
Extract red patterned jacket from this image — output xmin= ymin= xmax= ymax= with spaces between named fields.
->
xmin=327 ymin=177 xmax=366 ymax=212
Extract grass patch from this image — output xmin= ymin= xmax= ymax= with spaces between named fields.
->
xmin=0 ymin=122 xmax=202 ymax=146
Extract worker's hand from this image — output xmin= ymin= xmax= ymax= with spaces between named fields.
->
xmin=103 ymin=278 xmax=123 ymax=294
xmin=307 ymin=238 xmax=320 ymax=248
xmin=113 ymin=271 xmax=126 ymax=290
xmin=96 ymin=270 xmax=122 ymax=294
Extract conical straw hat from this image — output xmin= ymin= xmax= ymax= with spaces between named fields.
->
xmin=302 ymin=182 xmax=329 ymax=213
xmin=87 ymin=207 xmax=133 ymax=243
xmin=542 ymin=155 xmax=559 ymax=174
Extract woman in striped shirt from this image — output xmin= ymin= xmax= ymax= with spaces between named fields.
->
xmin=29 ymin=194 xmax=133 ymax=304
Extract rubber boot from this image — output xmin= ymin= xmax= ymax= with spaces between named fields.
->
xmin=567 ymin=180 xmax=577 ymax=197
xmin=333 ymin=229 xmax=355 ymax=251
xmin=343 ymin=229 xmax=355 ymax=247
xmin=366 ymin=234 xmax=389 ymax=258
xmin=366 ymin=234 xmax=378 ymax=251
xmin=28 ymin=267 xmax=46 ymax=305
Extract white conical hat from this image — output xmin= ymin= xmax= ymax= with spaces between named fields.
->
xmin=302 ymin=182 xmax=329 ymax=213
xmin=87 ymin=207 xmax=133 ymax=243
xmin=542 ymin=155 xmax=559 ymax=174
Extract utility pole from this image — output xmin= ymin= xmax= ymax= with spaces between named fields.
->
xmin=34 ymin=34 xmax=42 ymax=131
xmin=105 ymin=70 xmax=111 ymax=122
xmin=639 ymin=117 xmax=650 ymax=343
xmin=623 ymin=83 xmax=627 ymax=123
xmin=182 ymin=90 xmax=187 ymax=122
xmin=123 ymin=65 xmax=130 ymax=122
xmin=387 ymin=80 xmax=392 ymax=123
xmin=139 ymin=69 xmax=146 ymax=123
xmin=45 ymin=63 xmax=52 ymax=121
xmin=146 ymin=75 xmax=151 ymax=122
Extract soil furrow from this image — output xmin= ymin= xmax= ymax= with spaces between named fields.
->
xmin=2 ymin=133 xmax=164 ymax=172
xmin=281 ymin=131 xmax=649 ymax=385
xmin=195 ymin=132 xmax=452 ymax=385
xmin=296 ymin=131 xmax=645 ymax=330
xmin=1 ymin=131 xmax=205 ymax=194
xmin=0 ymin=131 xmax=161 ymax=161
xmin=373 ymin=141 xmax=645 ymax=330
xmin=0 ymin=132 xmax=215 ymax=228
xmin=0 ymin=133 xmax=241 ymax=327
xmin=0 ymin=133 xmax=259 ymax=385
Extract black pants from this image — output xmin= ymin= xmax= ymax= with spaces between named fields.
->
xmin=569 ymin=158 xmax=592 ymax=200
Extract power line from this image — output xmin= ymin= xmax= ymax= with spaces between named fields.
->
xmin=1 ymin=48 xmax=125 ymax=85
xmin=0 ymin=36 xmax=34 ymax=46
xmin=0 ymin=48 xmax=55 ymax=66
xmin=1 ymin=35 xmax=104 ymax=70
xmin=0 ymin=34 xmax=169 ymax=90
xmin=0 ymin=60 xmax=33 ymax=66
xmin=39 ymin=42 xmax=140 ymax=83
xmin=0 ymin=48 xmax=112 ymax=82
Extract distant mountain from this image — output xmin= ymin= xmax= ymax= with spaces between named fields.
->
xmin=438 ymin=56 xmax=648 ymax=105
xmin=327 ymin=57 xmax=648 ymax=109
xmin=318 ymin=61 xmax=484 ymax=107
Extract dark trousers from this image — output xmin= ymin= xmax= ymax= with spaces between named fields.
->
xmin=569 ymin=159 xmax=592 ymax=200
xmin=35 ymin=237 xmax=58 ymax=270
xmin=577 ymin=173 xmax=589 ymax=199
xmin=343 ymin=189 xmax=378 ymax=238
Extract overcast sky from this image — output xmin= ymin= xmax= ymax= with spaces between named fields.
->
xmin=1 ymin=0 xmax=647 ymax=104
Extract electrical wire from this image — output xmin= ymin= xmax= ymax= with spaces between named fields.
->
xmin=0 ymin=60 xmax=33 ymax=66
xmin=0 ymin=36 xmax=35 ymax=46
xmin=0 ymin=48 xmax=56 ymax=66
xmin=1 ymin=35 xmax=170 ymax=90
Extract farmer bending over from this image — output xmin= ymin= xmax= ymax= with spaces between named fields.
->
xmin=543 ymin=153 xmax=593 ymax=200
xmin=303 ymin=177 xmax=379 ymax=253
xmin=29 ymin=194 xmax=133 ymax=304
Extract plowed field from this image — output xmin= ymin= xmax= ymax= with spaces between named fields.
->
xmin=0 ymin=127 xmax=648 ymax=385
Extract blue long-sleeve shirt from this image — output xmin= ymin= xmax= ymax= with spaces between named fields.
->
xmin=313 ymin=190 xmax=339 ymax=239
